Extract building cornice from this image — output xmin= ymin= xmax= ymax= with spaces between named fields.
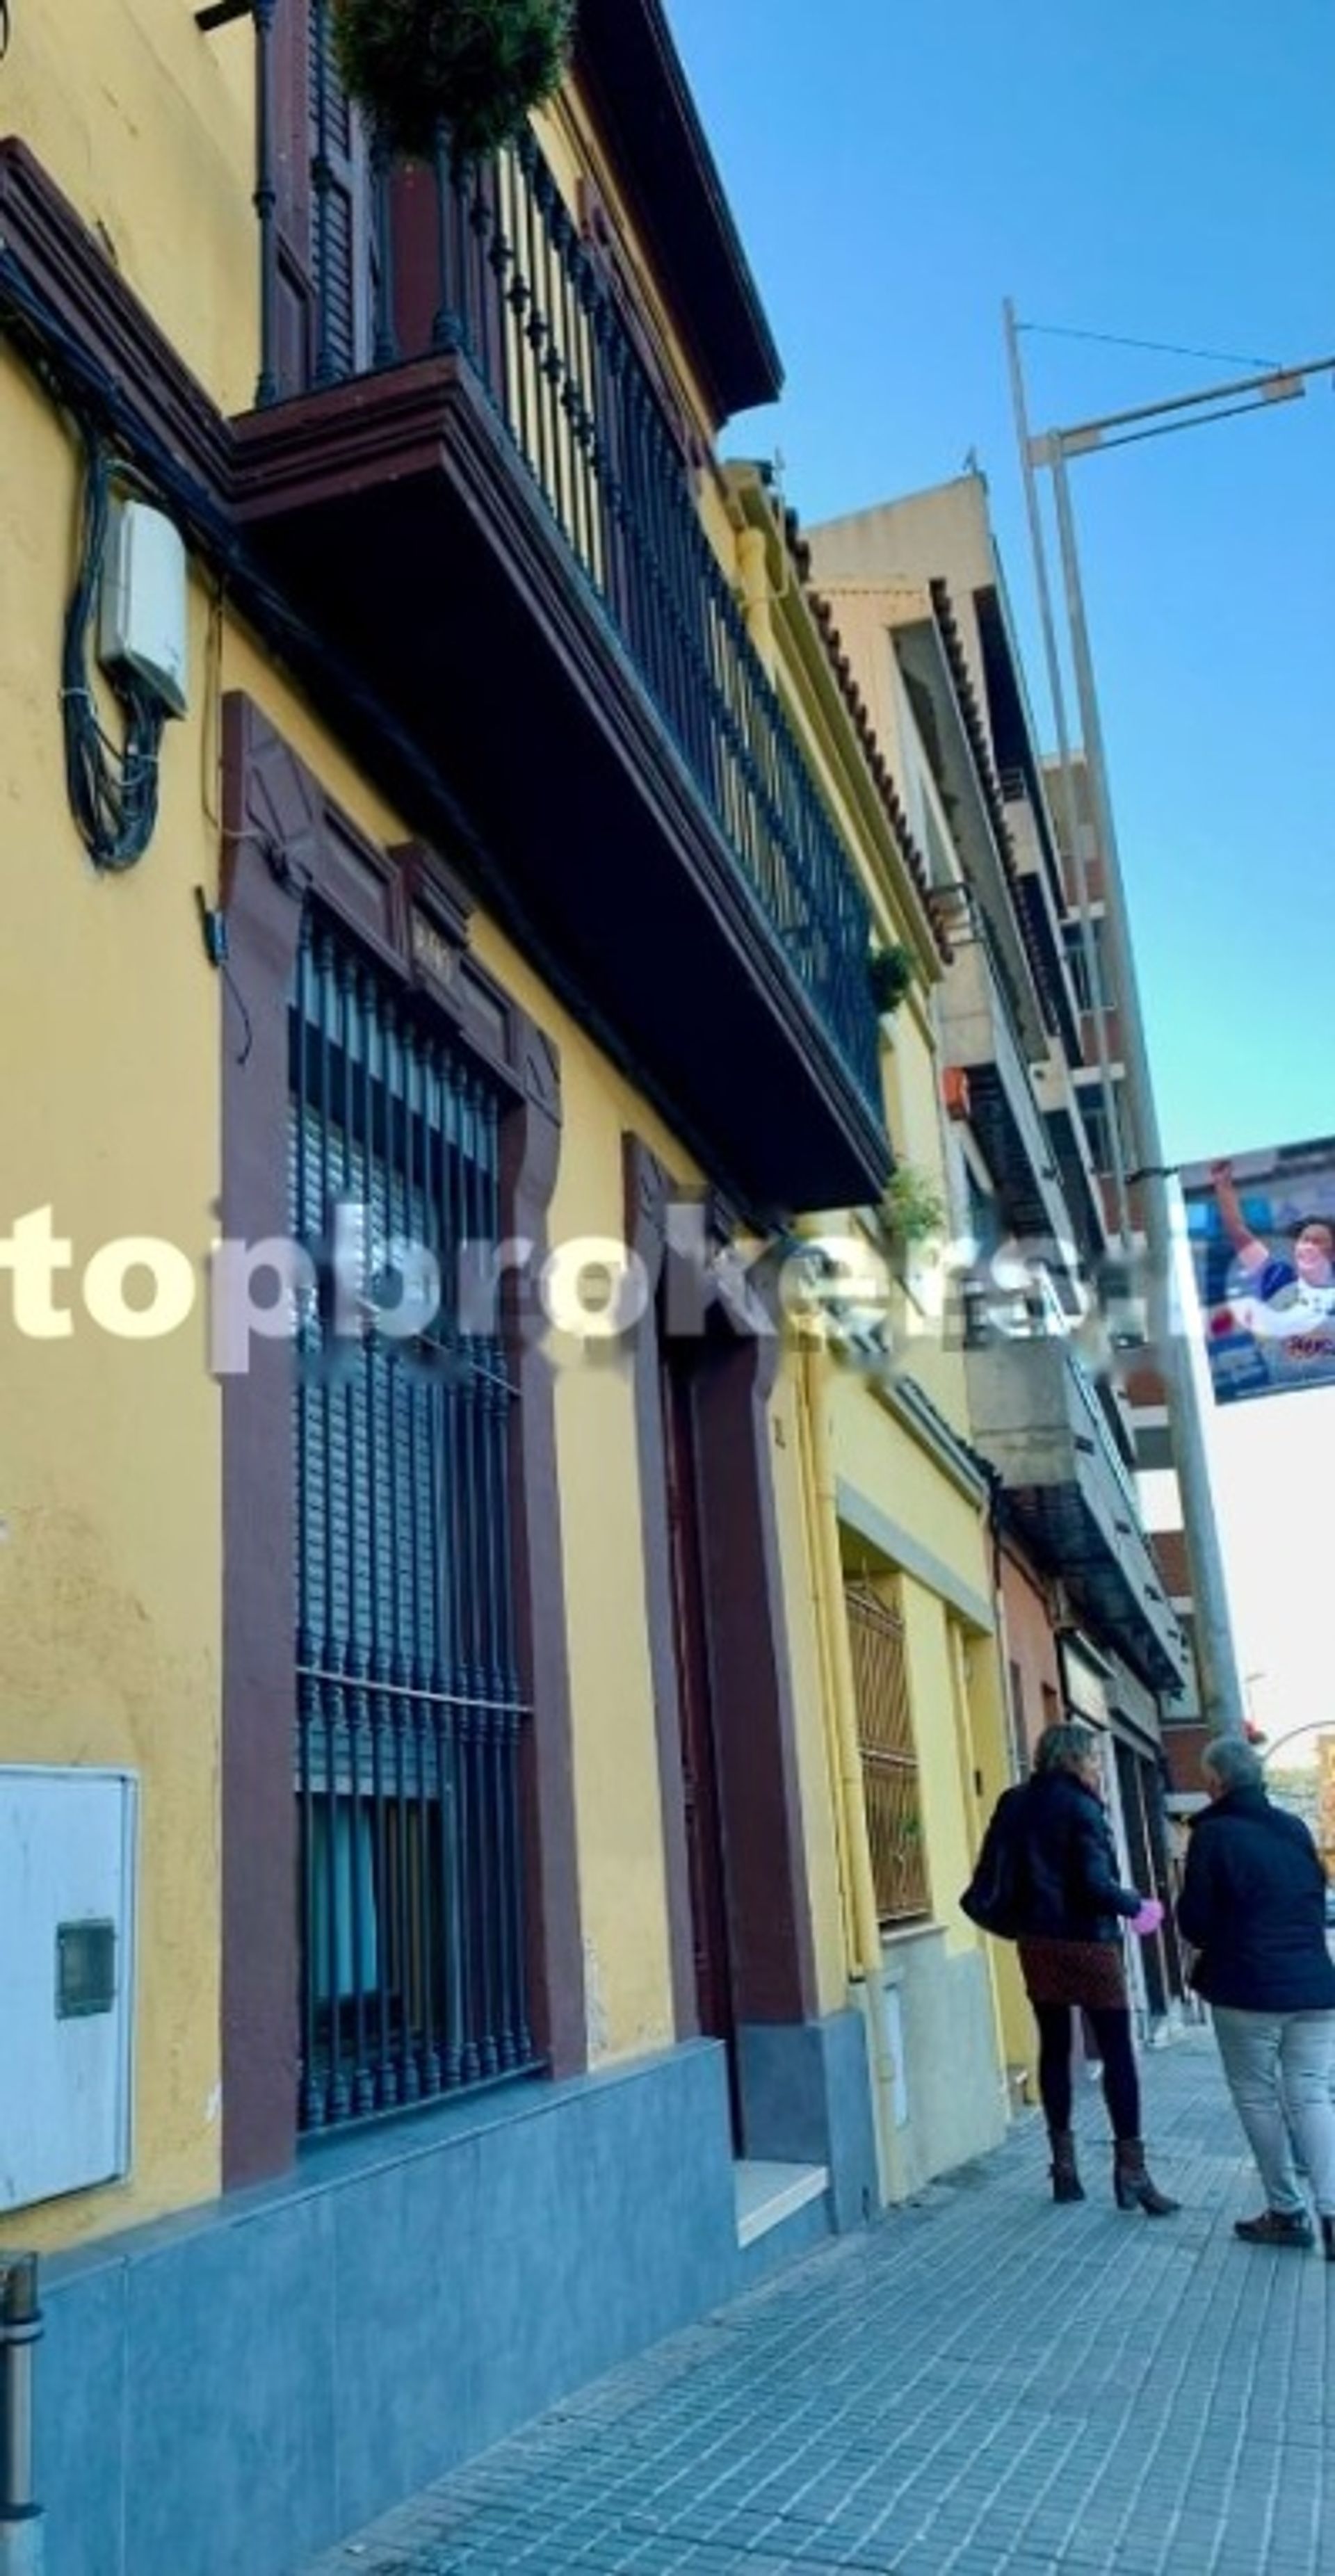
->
xmin=571 ymin=0 xmax=782 ymax=424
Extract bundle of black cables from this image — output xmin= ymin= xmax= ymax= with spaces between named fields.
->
xmin=61 ymin=420 xmax=171 ymax=873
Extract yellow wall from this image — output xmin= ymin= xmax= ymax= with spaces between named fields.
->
xmin=0 ymin=323 xmax=714 ymax=2243
xmin=964 ymin=1636 xmax=1035 ymax=2082
xmin=877 ymin=1000 xmax=973 ymax=1437
xmin=5 ymin=2 xmax=257 ymax=414
xmin=499 ymin=1023 xmax=680 ymax=2068
xmin=827 ymin=1359 xmax=1010 ymax=1986
xmin=896 ymin=1575 xmax=964 ymax=1926
xmin=216 ymin=635 xmax=702 ymax=2073
xmin=829 ymin=1368 xmax=987 ymax=1606
xmin=2 ymin=5 xmax=887 ymax=2208
xmin=766 ymin=1368 xmax=850 ymax=2014
xmin=544 ymin=89 xmax=720 ymax=453
xmin=0 ymin=355 xmax=223 ymax=2246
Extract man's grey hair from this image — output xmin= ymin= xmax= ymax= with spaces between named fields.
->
xmin=1201 ymin=1733 xmax=1265 ymax=1795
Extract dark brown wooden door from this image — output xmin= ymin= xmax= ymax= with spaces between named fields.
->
xmin=660 ymin=1347 xmax=738 ymax=2129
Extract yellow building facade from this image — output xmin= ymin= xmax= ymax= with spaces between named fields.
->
xmin=722 ymin=471 xmax=1014 ymax=2191
xmin=1 ymin=9 xmax=1013 ymax=2566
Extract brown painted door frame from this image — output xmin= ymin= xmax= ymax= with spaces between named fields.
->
xmin=623 ymin=1140 xmax=820 ymax=2155
xmin=660 ymin=1336 xmax=738 ymax=2130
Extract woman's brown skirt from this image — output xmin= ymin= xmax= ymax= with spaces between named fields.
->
xmin=1017 ymin=1935 xmax=1128 ymax=2012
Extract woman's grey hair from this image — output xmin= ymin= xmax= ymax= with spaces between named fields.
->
xmin=1033 ymin=1719 xmax=1101 ymax=1780
xmin=1201 ymin=1734 xmax=1265 ymax=1795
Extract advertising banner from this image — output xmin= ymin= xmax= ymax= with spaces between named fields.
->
xmin=1179 ymin=1138 xmax=1335 ymax=1407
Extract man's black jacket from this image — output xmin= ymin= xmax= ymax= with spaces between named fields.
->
xmin=1177 ymin=1785 xmax=1335 ymax=2011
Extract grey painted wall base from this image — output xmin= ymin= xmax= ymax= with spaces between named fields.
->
xmin=881 ymin=1931 xmax=1010 ymax=2196
xmin=736 ymin=2007 xmax=879 ymax=2233
xmin=34 ymin=2014 xmax=870 ymax=2576
xmin=0 ymin=2520 xmax=45 ymax=2576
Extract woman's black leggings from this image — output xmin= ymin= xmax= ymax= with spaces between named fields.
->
xmin=1034 ymin=2004 xmax=1141 ymax=2140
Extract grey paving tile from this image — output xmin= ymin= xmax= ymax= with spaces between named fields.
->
xmin=301 ymin=2037 xmax=1335 ymax=2576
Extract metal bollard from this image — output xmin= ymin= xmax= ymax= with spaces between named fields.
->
xmin=0 ymin=2254 xmax=44 ymax=2576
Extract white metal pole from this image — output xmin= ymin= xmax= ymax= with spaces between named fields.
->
xmin=1046 ymin=439 xmax=1243 ymax=1735
xmin=1003 ymin=300 xmax=1132 ymax=1244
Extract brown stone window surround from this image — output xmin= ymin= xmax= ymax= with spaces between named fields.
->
xmin=622 ymin=1135 xmax=818 ymax=2055
xmin=219 ymin=692 xmax=584 ymax=2187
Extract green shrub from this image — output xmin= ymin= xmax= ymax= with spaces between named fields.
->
xmin=332 ymin=0 xmax=578 ymax=161
xmin=880 ymin=1162 xmax=948 ymax=1249
xmin=868 ymin=942 xmax=914 ymax=1017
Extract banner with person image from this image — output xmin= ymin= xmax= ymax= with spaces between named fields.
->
xmin=1180 ymin=1137 xmax=1335 ymax=1406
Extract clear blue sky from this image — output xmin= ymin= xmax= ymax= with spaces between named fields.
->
xmin=668 ymin=0 xmax=1335 ymax=1166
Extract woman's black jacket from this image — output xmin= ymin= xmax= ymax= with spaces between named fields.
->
xmin=1176 ymin=1787 xmax=1335 ymax=2011
xmin=1007 ymin=1771 xmax=1142 ymax=1943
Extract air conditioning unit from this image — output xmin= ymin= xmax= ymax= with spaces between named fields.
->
xmin=0 ymin=1769 xmax=138 ymax=2212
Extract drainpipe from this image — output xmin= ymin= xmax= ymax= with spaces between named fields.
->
xmin=791 ymin=1373 xmax=857 ymax=1974
xmin=795 ymin=1346 xmax=908 ymax=2204
xmin=946 ymin=1617 xmax=1014 ymax=2119
xmin=0 ymin=2253 xmax=43 ymax=2576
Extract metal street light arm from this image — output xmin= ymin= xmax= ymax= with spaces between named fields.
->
xmin=1028 ymin=352 xmax=1335 ymax=462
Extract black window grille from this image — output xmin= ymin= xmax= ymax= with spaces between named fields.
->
xmin=289 ymin=914 xmax=537 ymax=2130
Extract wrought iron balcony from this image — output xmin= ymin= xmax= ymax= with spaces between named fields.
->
xmin=231 ymin=8 xmax=887 ymax=1213
xmin=960 ymin=1321 xmax=1188 ymax=1696
xmin=937 ymin=890 xmax=1074 ymax=1259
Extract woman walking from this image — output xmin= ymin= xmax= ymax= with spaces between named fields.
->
xmin=1009 ymin=1722 xmax=1178 ymax=2214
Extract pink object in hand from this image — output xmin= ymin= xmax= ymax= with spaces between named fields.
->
xmin=1131 ymin=1897 xmax=1164 ymax=1937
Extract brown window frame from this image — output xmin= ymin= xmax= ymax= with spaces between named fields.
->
xmin=216 ymin=690 xmax=585 ymax=2185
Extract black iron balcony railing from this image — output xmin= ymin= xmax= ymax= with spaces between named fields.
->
xmin=248 ymin=1 xmax=880 ymax=1121
xmin=1067 ymin=1345 xmax=1142 ymax=1528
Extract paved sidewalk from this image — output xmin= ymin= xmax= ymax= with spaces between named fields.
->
xmin=302 ymin=2036 xmax=1335 ymax=2576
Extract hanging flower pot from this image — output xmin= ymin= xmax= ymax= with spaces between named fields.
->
xmin=867 ymin=941 xmax=914 ymax=1019
xmin=331 ymin=0 xmax=578 ymax=162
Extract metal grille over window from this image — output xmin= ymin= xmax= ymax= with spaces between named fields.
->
xmin=844 ymin=1582 xmax=930 ymax=1925
xmin=290 ymin=915 xmax=536 ymax=2130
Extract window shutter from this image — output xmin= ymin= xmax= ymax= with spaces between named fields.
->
xmin=268 ymin=2 xmax=375 ymax=397
xmin=269 ymin=0 xmax=316 ymax=398
xmin=308 ymin=3 xmax=376 ymax=381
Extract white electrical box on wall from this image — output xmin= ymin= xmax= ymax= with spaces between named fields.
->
xmin=0 ymin=1767 xmax=138 ymax=2213
xmin=97 ymin=499 xmax=189 ymax=717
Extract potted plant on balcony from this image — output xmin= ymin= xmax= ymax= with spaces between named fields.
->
xmin=877 ymin=1162 xmax=948 ymax=1274
xmin=867 ymin=940 xmax=915 ymax=1020
xmin=332 ymin=0 xmax=578 ymax=161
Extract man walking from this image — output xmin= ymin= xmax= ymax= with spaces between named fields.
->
xmin=1178 ymin=1733 xmax=1335 ymax=2255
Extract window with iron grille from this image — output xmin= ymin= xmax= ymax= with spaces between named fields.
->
xmin=289 ymin=912 xmax=537 ymax=2130
xmin=844 ymin=1580 xmax=930 ymax=1925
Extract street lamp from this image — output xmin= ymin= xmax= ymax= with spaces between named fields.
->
xmin=1001 ymin=314 xmax=1334 ymax=1737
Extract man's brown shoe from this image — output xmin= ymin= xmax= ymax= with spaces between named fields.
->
xmin=1233 ymin=2210 xmax=1314 ymax=2249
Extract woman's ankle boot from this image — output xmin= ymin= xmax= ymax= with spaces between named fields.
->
xmin=1049 ymin=2129 xmax=1085 ymax=2203
xmin=1113 ymin=2138 xmax=1179 ymax=2216
xmin=1321 ymin=2216 xmax=1335 ymax=2263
